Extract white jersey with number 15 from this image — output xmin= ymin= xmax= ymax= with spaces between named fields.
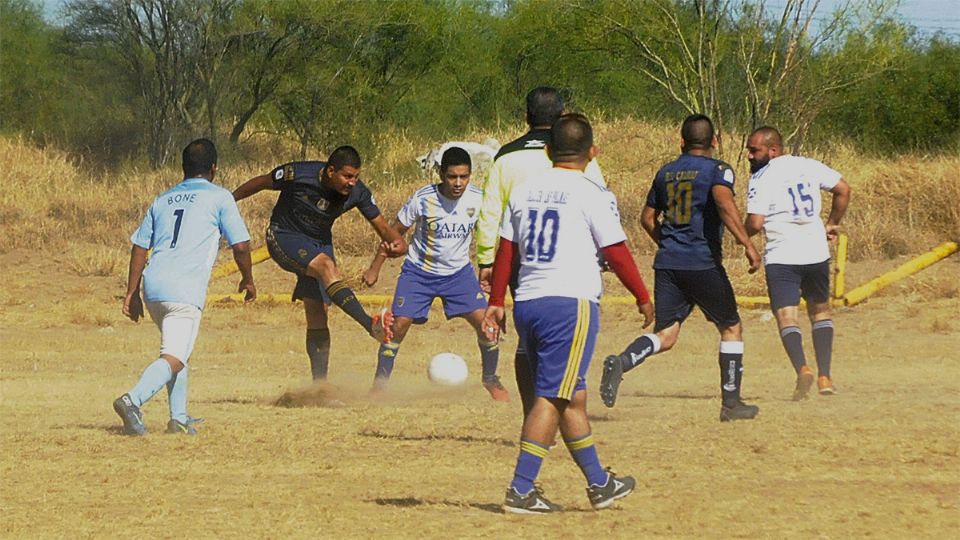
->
xmin=747 ymin=155 xmax=841 ymax=266
xmin=500 ymin=168 xmax=627 ymax=303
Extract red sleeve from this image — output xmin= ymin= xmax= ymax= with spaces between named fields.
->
xmin=601 ymin=241 xmax=651 ymax=305
xmin=488 ymin=238 xmax=517 ymax=307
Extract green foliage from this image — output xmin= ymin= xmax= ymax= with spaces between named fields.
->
xmin=1 ymin=0 xmax=957 ymax=167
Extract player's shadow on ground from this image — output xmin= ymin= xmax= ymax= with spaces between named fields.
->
xmin=626 ymin=391 xmax=714 ymax=400
xmin=359 ymin=429 xmax=516 ymax=447
xmin=370 ymin=497 xmax=596 ymax=513
xmin=74 ymin=424 xmax=126 ymax=434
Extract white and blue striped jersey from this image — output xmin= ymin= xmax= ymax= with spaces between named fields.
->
xmin=131 ymin=177 xmax=250 ymax=309
xmin=397 ymin=184 xmax=482 ymax=276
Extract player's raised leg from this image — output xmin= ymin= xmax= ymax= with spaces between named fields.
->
xmin=306 ymin=252 xmax=393 ymax=343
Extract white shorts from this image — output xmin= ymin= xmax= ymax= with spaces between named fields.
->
xmin=146 ymin=302 xmax=203 ymax=364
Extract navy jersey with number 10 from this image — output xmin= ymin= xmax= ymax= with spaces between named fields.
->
xmin=646 ymin=154 xmax=735 ymax=271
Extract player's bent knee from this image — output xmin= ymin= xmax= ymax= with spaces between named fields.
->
xmin=161 ymin=354 xmax=184 ymax=373
xmin=719 ymin=322 xmax=743 ymax=341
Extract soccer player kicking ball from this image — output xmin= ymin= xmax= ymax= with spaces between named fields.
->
xmin=362 ymin=147 xmax=509 ymax=400
xmin=744 ymin=126 xmax=851 ymax=399
xmin=233 ymin=146 xmax=406 ymax=381
xmin=484 ymin=114 xmax=654 ymax=514
xmin=599 ymin=114 xmax=763 ymax=422
xmin=113 ymin=139 xmax=256 ymax=436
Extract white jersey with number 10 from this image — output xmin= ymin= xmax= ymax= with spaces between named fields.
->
xmin=500 ymin=168 xmax=627 ymax=303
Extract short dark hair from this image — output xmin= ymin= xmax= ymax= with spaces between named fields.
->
xmin=681 ymin=114 xmax=715 ymax=150
xmin=327 ymin=145 xmax=362 ymax=170
xmin=549 ymin=113 xmax=593 ymax=163
xmin=526 ymin=86 xmax=565 ymax=127
xmin=439 ymin=146 xmax=471 ymax=174
xmin=182 ymin=138 xmax=217 ymax=177
xmin=750 ymin=126 xmax=783 ymax=149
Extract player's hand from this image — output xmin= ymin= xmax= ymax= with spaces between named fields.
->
xmin=482 ymin=305 xmax=506 ymax=342
xmin=238 ymin=278 xmax=257 ymax=302
xmin=381 ymin=238 xmax=407 ymax=258
xmin=745 ymin=245 xmax=761 ymax=274
xmin=478 ymin=267 xmax=492 ymax=293
xmin=362 ymin=267 xmax=379 ymax=287
xmin=638 ymin=301 xmax=654 ymax=328
xmin=123 ymin=292 xmax=143 ymax=322
xmin=825 ymin=224 xmax=840 ymax=242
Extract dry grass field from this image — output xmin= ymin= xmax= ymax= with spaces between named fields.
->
xmin=1 ymin=130 xmax=958 ymax=538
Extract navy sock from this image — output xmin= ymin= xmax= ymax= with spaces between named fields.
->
xmin=812 ymin=320 xmax=834 ymax=377
xmin=564 ymin=433 xmax=608 ymax=487
xmin=326 ymin=281 xmax=372 ymax=332
xmin=306 ymin=328 xmax=331 ymax=380
xmin=719 ymin=341 xmax=744 ymax=405
xmin=478 ymin=339 xmax=499 ymax=380
xmin=620 ymin=334 xmax=662 ymax=373
xmin=510 ymin=438 xmax=549 ymax=495
xmin=779 ymin=326 xmax=807 ymax=373
xmin=375 ymin=341 xmax=400 ymax=382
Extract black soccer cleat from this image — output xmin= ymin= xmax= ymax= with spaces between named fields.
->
xmin=719 ymin=400 xmax=760 ymax=422
xmin=503 ymin=485 xmax=563 ymax=514
xmin=599 ymin=355 xmax=625 ymax=408
xmin=165 ymin=417 xmax=201 ymax=435
xmin=113 ymin=393 xmax=146 ymax=436
xmin=586 ymin=470 xmax=636 ymax=510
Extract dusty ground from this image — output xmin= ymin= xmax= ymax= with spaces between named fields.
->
xmin=1 ymin=249 xmax=958 ymax=538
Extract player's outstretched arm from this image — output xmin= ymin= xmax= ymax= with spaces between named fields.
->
xmin=640 ymin=206 xmax=662 ymax=243
xmin=712 ymin=185 xmax=761 ymax=274
xmin=231 ymin=240 xmax=256 ymax=302
xmin=363 ymin=221 xmax=409 ymax=286
xmin=122 ymin=245 xmax=148 ymax=322
xmin=826 ymin=179 xmax=851 ymax=241
xmin=232 ymin=174 xmax=273 ymax=202
xmin=369 ymin=215 xmax=408 ymax=258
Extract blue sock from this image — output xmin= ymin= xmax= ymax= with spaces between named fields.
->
xmin=779 ymin=326 xmax=807 ymax=373
xmin=166 ymin=367 xmax=188 ymax=424
xmin=129 ymin=358 xmax=173 ymax=407
xmin=564 ymin=433 xmax=608 ymax=487
xmin=812 ymin=320 xmax=834 ymax=377
xmin=478 ymin=339 xmax=499 ymax=380
xmin=375 ymin=342 xmax=400 ymax=382
xmin=621 ymin=334 xmax=661 ymax=373
xmin=510 ymin=438 xmax=550 ymax=495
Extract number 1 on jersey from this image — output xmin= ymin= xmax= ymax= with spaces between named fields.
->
xmin=524 ymin=208 xmax=560 ymax=262
xmin=170 ymin=208 xmax=184 ymax=248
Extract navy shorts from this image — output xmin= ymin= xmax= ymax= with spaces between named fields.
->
xmin=391 ymin=261 xmax=486 ymax=323
xmin=765 ymin=260 xmax=831 ymax=310
xmin=513 ymin=297 xmax=599 ymax=401
xmin=265 ymin=224 xmax=334 ymax=303
xmin=653 ymin=267 xmax=740 ymax=332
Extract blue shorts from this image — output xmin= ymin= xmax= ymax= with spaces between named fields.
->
xmin=391 ymin=261 xmax=486 ymax=323
xmin=653 ymin=267 xmax=740 ymax=332
xmin=513 ymin=297 xmax=599 ymax=401
xmin=265 ymin=224 xmax=334 ymax=303
xmin=765 ymin=260 xmax=831 ymax=311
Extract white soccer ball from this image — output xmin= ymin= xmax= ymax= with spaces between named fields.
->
xmin=427 ymin=352 xmax=469 ymax=386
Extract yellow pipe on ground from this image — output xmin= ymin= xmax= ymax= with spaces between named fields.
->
xmin=842 ymin=241 xmax=958 ymax=306
xmin=834 ymin=234 xmax=848 ymax=299
xmin=210 ymin=246 xmax=272 ymax=279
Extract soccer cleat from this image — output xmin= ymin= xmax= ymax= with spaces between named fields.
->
xmin=599 ymin=354 xmax=625 ymax=408
xmin=165 ymin=418 xmax=199 ymax=435
xmin=503 ymin=485 xmax=562 ymax=514
xmin=586 ymin=470 xmax=636 ymax=510
xmin=719 ymin=400 xmax=760 ymax=422
xmin=793 ymin=365 xmax=815 ymax=401
xmin=370 ymin=308 xmax=394 ymax=344
xmin=113 ymin=393 xmax=146 ymax=436
xmin=818 ymin=376 xmax=836 ymax=395
xmin=482 ymin=376 xmax=510 ymax=402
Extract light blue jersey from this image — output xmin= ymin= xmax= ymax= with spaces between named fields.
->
xmin=131 ymin=177 xmax=250 ymax=308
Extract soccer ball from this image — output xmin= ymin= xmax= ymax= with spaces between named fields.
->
xmin=427 ymin=353 xmax=469 ymax=386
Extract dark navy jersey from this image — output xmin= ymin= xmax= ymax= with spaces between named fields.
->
xmin=646 ymin=154 xmax=735 ymax=270
xmin=267 ymin=161 xmax=381 ymax=244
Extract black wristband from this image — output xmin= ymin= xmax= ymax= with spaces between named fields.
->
xmin=478 ymin=263 xmax=493 ymax=269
